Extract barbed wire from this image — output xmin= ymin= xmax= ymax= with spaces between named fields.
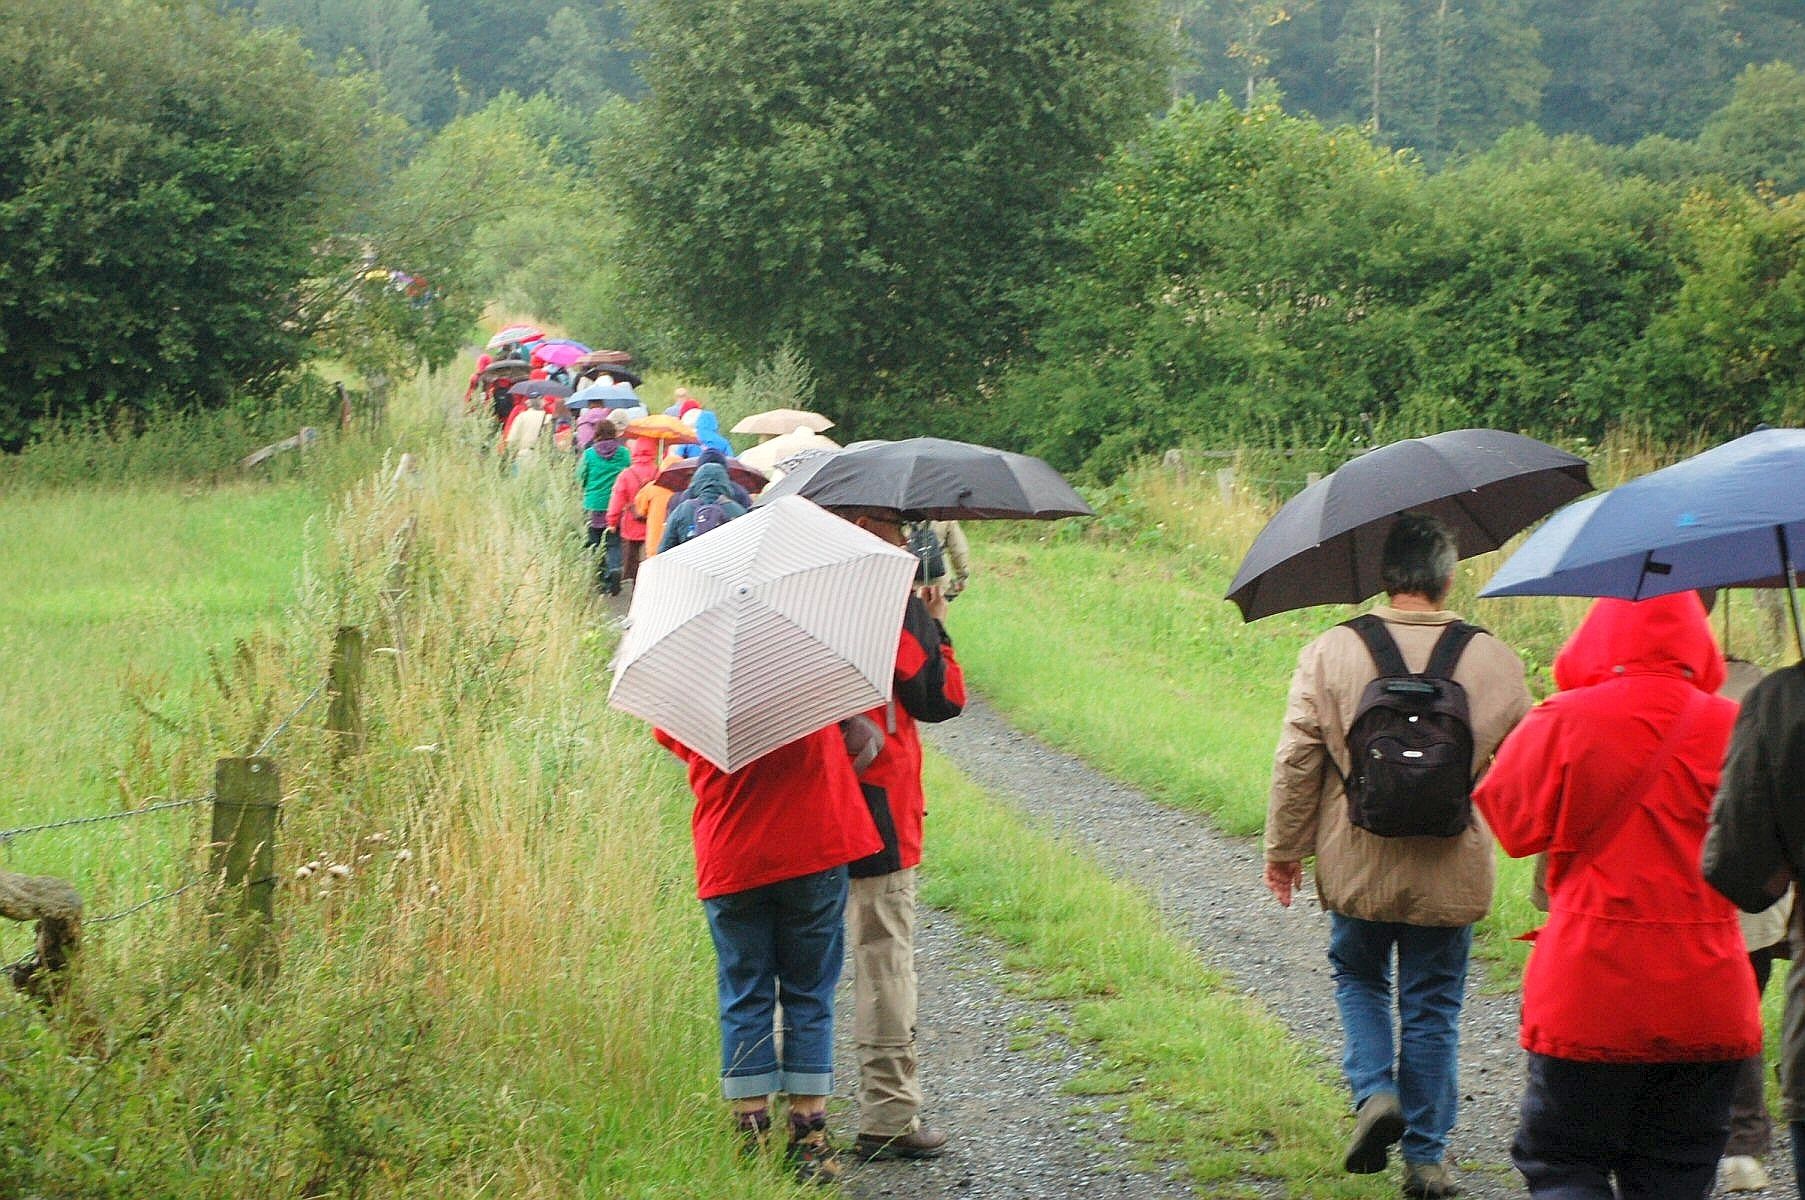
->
xmin=253 ymin=678 xmax=328 ymax=757
xmin=0 ymin=795 xmax=211 ymax=848
xmin=89 ymin=879 xmax=207 ymax=925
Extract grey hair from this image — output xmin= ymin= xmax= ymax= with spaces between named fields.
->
xmin=1380 ymin=512 xmax=1457 ymax=603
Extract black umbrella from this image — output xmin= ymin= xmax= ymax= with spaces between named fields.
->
xmin=1226 ymin=428 xmax=1593 ymax=621
xmin=756 ymin=437 xmax=1093 ymax=520
xmin=507 ymin=380 xmax=573 ymax=400
xmin=478 ymin=358 xmax=532 ymax=383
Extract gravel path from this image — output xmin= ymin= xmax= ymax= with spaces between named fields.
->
xmin=838 ymin=907 xmax=1189 ymax=1199
xmin=924 ymin=697 xmax=1533 ymax=1197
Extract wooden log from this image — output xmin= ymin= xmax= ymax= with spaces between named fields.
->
xmin=0 ymin=870 xmax=82 ymax=999
xmin=239 ymin=427 xmax=319 ymax=470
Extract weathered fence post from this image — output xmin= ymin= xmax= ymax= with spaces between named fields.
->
xmin=210 ymin=757 xmax=279 ymax=984
xmin=1306 ymin=471 xmax=1323 ymax=488
xmin=1215 ymin=468 xmax=1237 ymax=505
xmin=337 ymin=382 xmax=352 ymax=431
xmin=1162 ymin=448 xmax=1189 ymax=486
xmin=326 ymin=625 xmax=367 ymax=758
xmin=381 ymin=518 xmax=418 ymax=662
xmin=0 ymin=871 xmax=82 ymax=1003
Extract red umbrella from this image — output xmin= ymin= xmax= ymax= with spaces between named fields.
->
xmin=653 ymin=457 xmax=769 ymax=494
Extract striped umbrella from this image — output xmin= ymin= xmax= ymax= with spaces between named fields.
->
xmin=609 ymin=495 xmax=918 ymax=772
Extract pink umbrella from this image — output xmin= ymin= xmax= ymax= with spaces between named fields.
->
xmin=531 ymin=342 xmax=588 ymax=368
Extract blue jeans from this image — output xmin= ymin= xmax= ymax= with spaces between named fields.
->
xmin=1328 ymin=913 xmax=1473 ymax=1164
xmin=701 ymin=866 xmax=848 ymax=1099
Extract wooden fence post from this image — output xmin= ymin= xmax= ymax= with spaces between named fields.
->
xmin=210 ymin=757 xmax=279 ymax=984
xmin=1161 ymin=448 xmax=1189 ymax=486
xmin=1215 ymin=468 xmax=1237 ymax=505
xmin=0 ymin=871 xmax=81 ymax=1003
xmin=381 ymin=518 xmax=418 ymax=661
xmin=327 ymin=625 xmax=366 ymax=757
xmin=1306 ymin=471 xmax=1323 ymax=488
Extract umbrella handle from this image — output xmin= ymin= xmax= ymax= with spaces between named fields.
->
xmin=1778 ymin=527 xmax=1805 ymax=663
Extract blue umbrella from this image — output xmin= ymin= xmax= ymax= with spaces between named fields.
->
xmin=1481 ymin=428 xmax=1805 ymax=653
xmin=566 ymin=380 xmax=639 ymax=410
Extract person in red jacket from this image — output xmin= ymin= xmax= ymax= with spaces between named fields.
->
xmin=655 ymin=722 xmax=881 ymax=1183
xmin=827 ymin=506 xmax=967 ymax=1163
xmin=1473 ymin=592 xmax=1760 ymax=1200
xmin=605 ymin=437 xmax=660 ymax=586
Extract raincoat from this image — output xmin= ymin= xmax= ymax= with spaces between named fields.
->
xmin=606 ymin=439 xmax=660 ymax=539
xmin=578 ymin=439 xmax=630 ymax=513
xmin=1474 ymin=594 xmax=1758 ymax=1063
xmin=659 ymin=462 xmax=747 ymax=550
xmin=635 ymin=451 xmax=686 ymax=557
xmin=676 ymin=410 xmax=734 ymax=460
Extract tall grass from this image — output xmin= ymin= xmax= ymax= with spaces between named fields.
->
xmin=0 ymin=375 xmax=805 ymax=1198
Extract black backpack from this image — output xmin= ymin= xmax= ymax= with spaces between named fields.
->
xmin=1336 ymin=615 xmax=1482 ymax=838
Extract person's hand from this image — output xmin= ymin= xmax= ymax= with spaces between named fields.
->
xmin=918 ymin=584 xmax=949 ymax=622
xmin=1263 ymin=860 xmax=1305 ymax=908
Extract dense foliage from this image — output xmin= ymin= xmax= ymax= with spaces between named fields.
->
xmin=615 ymin=0 xmax=1169 ymax=436
xmin=983 ymin=94 xmax=1805 ymax=474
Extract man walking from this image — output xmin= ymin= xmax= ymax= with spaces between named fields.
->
xmin=1262 ymin=513 xmax=1530 ymax=1198
xmin=830 ymin=506 xmax=966 ymax=1163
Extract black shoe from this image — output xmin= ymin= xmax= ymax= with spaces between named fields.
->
xmin=1344 ymin=1092 xmax=1406 ymax=1174
xmin=854 ymin=1125 xmax=948 ymax=1161
xmin=1403 ymin=1160 xmax=1461 ymax=1198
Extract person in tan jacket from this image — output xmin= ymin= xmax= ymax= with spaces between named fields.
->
xmin=1263 ymin=512 xmax=1531 ymax=1200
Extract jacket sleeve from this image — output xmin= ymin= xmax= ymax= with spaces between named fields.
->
xmin=1703 ymin=681 xmax=1797 ymax=912
xmin=942 ymin=522 xmax=972 ymax=593
xmin=892 ymin=595 xmax=964 ymax=723
xmin=658 ymin=503 xmax=688 ymax=552
xmin=1264 ymin=642 xmax=1326 ymax=862
xmin=1470 ymin=703 xmax=1565 ymax=860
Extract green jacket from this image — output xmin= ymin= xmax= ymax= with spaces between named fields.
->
xmin=579 ymin=442 xmax=630 ymax=512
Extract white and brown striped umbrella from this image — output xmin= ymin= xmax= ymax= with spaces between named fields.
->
xmin=608 ymin=495 xmax=918 ymax=772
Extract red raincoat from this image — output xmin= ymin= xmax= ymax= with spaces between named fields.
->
xmin=656 ymin=724 xmax=880 ymax=900
xmin=1473 ymin=593 xmax=1759 ymax=1063
xmin=606 ymin=439 xmax=660 ymax=539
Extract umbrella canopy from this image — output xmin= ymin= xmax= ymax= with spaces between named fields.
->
xmin=1481 ymin=428 xmax=1805 ymax=604
xmin=532 ymin=341 xmax=589 ymax=368
xmin=654 ymin=457 xmax=770 ymax=494
xmin=573 ymin=349 xmax=635 ymax=377
xmin=756 ymin=436 xmax=1093 ymax=521
xmin=508 ymin=380 xmax=573 ymax=400
xmin=609 ymin=495 xmax=919 ymax=772
xmin=1226 ymin=429 xmax=1594 ymax=621
xmin=487 ymin=324 xmax=544 ymax=350
xmin=567 ymin=380 xmax=640 ymax=410
xmin=623 ymin=414 xmax=699 ymax=443
xmin=737 ymin=428 xmax=843 ymax=475
xmin=477 ymin=358 xmax=532 ymax=384
xmin=733 ymin=408 xmax=836 ymax=437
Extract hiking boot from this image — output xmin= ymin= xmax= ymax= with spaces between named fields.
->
xmin=1402 ymin=1160 xmax=1461 ymax=1199
xmin=735 ymin=1109 xmax=772 ymax=1157
xmin=854 ymin=1125 xmax=948 ymax=1162
xmin=785 ymin=1115 xmax=843 ymax=1185
xmin=1719 ymin=1155 xmax=1771 ymax=1193
xmin=1344 ymin=1092 xmax=1406 ymax=1175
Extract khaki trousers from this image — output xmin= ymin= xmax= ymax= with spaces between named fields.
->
xmin=848 ymin=867 xmax=920 ymax=1136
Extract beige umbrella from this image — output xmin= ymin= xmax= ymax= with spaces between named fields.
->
xmin=732 ymin=408 xmax=836 ymax=438
xmin=737 ymin=427 xmax=841 ymax=475
xmin=608 ymin=495 xmax=918 ymax=772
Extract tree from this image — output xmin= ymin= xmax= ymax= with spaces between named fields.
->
xmin=0 ymin=0 xmax=389 ymax=447
xmin=1696 ymin=63 xmax=1805 ymax=195
xmin=616 ymin=0 xmax=1168 ymax=438
xmin=244 ymin=0 xmax=452 ymax=125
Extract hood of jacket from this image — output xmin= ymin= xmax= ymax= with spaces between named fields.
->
xmin=689 ymin=462 xmax=732 ymax=503
xmin=629 ymin=437 xmax=658 ymax=465
xmin=693 ymin=410 xmax=723 ymax=439
xmin=1552 ymin=592 xmax=1725 ymax=694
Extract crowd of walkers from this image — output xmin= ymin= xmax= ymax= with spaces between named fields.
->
xmin=1266 ymin=512 xmax=1801 ymax=1200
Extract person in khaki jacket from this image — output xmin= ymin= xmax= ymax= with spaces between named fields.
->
xmin=1263 ymin=513 xmax=1531 ymax=1200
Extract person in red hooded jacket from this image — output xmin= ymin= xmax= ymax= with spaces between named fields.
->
xmin=605 ymin=437 xmax=661 ymax=586
xmin=1473 ymin=592 xmax=1760 ymax=1200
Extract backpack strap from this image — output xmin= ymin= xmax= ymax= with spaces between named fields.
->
xmin=1423 ymin=621 xmax=1484 ymax=681
xmin=1343 ymin=614 xmax=1410 ymax=678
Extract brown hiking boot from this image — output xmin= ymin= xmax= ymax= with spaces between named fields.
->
xmin=786 ymin=1116 xmax=844 ymax=1185
xmin=1403 ymin=1160 xmax=1461 ymax=1198
xmin=854 ymin=1125 xmax=948 ymax=1161
xmin=1344 ymin=1092 xmax=1406 ymax=1174
xmin=735 ymin=1109 xmax=772 ymax=1157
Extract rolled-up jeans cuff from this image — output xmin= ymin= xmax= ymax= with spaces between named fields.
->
xmin=782 ymin=1070 xmax=834 ymax=1097
xmin=721 ymin=1069 xmax=780 ymax=1100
